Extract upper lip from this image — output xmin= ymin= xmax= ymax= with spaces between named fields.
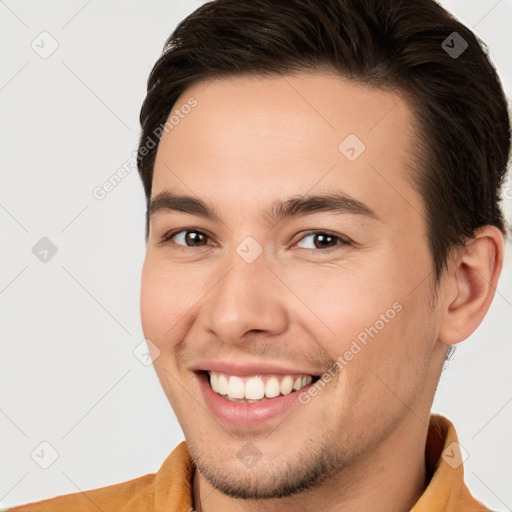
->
xmin=190 ymin=360 xmax=322 ymax=377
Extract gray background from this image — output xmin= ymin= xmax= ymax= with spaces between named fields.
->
xmin=1 ymin=0 xmax=511 ymax=509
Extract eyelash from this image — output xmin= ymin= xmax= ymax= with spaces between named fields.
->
xmin=158 ymin=228 xmax=351 ymax=253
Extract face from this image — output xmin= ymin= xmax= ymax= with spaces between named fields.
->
xmin=140 ymin=72 xmax=446 ymax=499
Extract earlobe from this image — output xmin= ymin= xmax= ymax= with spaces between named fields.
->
xmin=438 ymin=225 xmax=504 ymax=346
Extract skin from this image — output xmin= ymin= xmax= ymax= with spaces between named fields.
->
xmin=140 ymin=71 xmax=503 ymax=512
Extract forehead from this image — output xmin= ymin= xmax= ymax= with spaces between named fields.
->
xmin=151 ymin=72 xmax=423 ymax=226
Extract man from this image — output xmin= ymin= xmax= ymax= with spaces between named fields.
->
xmin=9 ymin=0 xmax=510 ymax=510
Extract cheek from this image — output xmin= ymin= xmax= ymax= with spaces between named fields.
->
xmin=281 ymin=264 xmax=395 ymax=351
xmin=140 ymin=260 xmax=165 ymax=342
xmin=283 ymin=261 xmax=431 ymax=387
xmin=140 ymin=258 xmax=200 ymax=411
xmin=140 ymin=256 xmax=198 ymax=346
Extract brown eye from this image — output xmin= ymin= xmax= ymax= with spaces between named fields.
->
xmin=295 ymin=231 xmax=350 ymax=251
xmin=160 ymin=229 xmax=211 ymax=247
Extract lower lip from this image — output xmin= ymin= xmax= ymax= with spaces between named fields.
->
xmin=196 ymin=371 xmax=318 ymax=428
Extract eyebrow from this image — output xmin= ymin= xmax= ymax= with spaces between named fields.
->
xmin=149 ymin=190 xmax=380 ymax=224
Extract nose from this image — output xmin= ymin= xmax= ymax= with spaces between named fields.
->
xmin=198 ymin=250 xmax=289 ymax=344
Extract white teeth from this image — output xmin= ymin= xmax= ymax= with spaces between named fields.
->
xmin=208 ymin=371 xmax=314 ymax=401
xmin=279 ymin=375 xmax=294 ymax=395
xmin=210 ymin=371 xmax=218 ymax=392
xmin=227 ymin=376 xmax=245 ymax=399
xmin=265 ymin=377 xmax=281 ymax=398
xmin=217 ymin=373 xmax=229 ymax=395
xmin=245 ymin=377 xmax=265 ymax=400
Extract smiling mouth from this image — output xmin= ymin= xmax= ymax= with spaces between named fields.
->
xmin=203 ymin=370 xmax=321 ymax=403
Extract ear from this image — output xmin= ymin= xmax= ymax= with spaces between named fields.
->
xmin=438 ymin=225 xmax=504 ymax=345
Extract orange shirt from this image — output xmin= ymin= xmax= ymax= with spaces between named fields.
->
xmin=7 ymin=414 xmax=491 ymax=511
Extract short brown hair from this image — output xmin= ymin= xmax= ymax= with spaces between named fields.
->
xmin=137 ymin=0 xmax=511 ymax=284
